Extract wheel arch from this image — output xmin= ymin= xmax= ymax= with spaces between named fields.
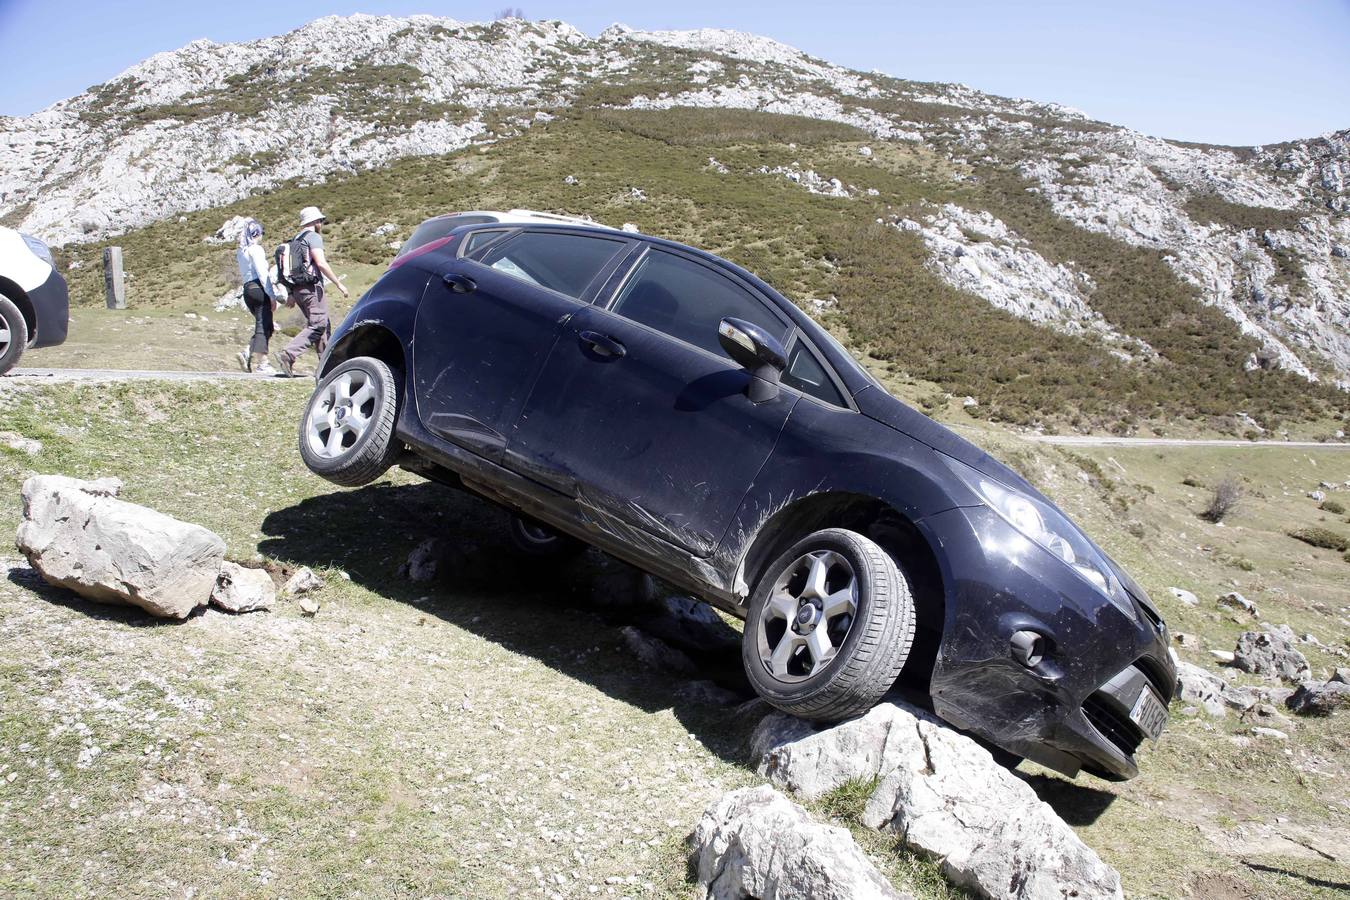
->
xmin=319 ymin=322 xmax=406 ymax=381
xmin=0 ymin=276 xmax=37 ymax=339
xmin=736 ymin=490 xmax=947 ymax=688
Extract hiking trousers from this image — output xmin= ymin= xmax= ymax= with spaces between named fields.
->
xmin=242 ymin=280 xmax=273 ymax=356
xmin=282 ymin=286 xmax=330 ymax=364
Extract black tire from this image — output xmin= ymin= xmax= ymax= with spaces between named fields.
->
xmin=0 ymin=295 xmax=29 ymax=376
xmin=742 ymin=528 xmax=915 ymax=722
xmin=507 ymin=514 xmax=588 ymax=560
xmin=298 ymin=356 xmax=402 ymax=487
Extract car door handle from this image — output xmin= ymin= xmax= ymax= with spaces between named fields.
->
xmin=442 ymin=273 xmax=476 ymax=293
xmin=578 ymin=330 xmax=626 ymax=359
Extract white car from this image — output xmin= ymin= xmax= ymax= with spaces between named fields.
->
xmin=0 ymin=226 xmax=68 ymax=374
xmin=390 ymin=209 xmax=616 ymax=267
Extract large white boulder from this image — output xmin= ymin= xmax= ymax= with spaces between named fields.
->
xmin=692 ymin=785 xmax=910 ymax=900
xmin=15 ymin=475 xmax=226 ymax=620
xmin=751 ymin=702 xmax=1124 ymax=900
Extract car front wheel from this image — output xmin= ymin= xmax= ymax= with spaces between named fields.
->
xmin=299 ymin=357 xmax=402 ymax=486
xmin=742 ymin=528 xmax=916 ymax=722
xmin=0 ymin=296 xmax=29 ymax=376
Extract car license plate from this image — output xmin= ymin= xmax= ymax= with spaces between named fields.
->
xmin=1129 ymin=687 xmax=1168 ymax=743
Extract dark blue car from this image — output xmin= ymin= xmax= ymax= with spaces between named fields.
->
xmin=299 ymin=218 xmax=1175 ymax=781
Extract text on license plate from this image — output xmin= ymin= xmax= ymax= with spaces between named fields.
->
xmin=1129 ymin=688 xmax=1169 ymax=743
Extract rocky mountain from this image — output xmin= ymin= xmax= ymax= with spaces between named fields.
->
xmin=1 ymin=13 xmax=1347 ymax=390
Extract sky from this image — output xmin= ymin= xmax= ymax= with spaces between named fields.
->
xmin=1 ymin=0 xmax=1347 ymax=145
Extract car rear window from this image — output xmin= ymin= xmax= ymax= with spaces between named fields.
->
xmin=395 ymin=215 xmax=496 ymax=259
xmin=479 ymin=232 xmax=627 ymax=299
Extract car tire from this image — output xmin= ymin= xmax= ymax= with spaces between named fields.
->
xmin=742 ymin=528 xmax=915 ymax=722
xmin=298 ymin=356 xmax=402 ymax=487
xmin=0 ymin=295 xmax=29 ymax=376
xmin=507 ymin=514 xmax=588 ymax=560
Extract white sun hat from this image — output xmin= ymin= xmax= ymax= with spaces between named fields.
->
xmin=299 ymin=206 xmax=326 ymax=227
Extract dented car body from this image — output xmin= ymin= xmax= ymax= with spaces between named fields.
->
xmin=308 ymin=221 xmax=1175 ymax=781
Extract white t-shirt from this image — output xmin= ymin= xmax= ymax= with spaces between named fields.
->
xmin=236 ymin=243 xmax=276 ymax=299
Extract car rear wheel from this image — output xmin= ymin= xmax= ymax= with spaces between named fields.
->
xmin=743 ymin=528 xmax=916 ymax=722
xmin=299 ymin=357 xmax=402 ymax=486
xmin=507 ymin=514 xmax=588 ymax=560
xmin=0 ymin=296 xmax=29 ymax=376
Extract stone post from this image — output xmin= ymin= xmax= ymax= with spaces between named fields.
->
xmin=103 ymin=247 xmax=126 ymax=309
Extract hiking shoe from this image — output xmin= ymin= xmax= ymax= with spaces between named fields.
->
xmin=271 ymin=350 xmax=294 ymax=378
xmin=254 ymin=362 xmax=278 ymax=377
xmin=236 ymin=349 xmax=251 ymax=373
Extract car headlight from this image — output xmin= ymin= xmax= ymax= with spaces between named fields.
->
xmin=21 ymin=233 xmax=53 ymax=267
xmin=942 ymin=455 xmax=1134 ymax=617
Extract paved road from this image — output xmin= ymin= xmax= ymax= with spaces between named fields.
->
xmin=4 ymin=367 xmax=304 ymax=384
xmin=1025 ymin=434 xmax=1350 ymax=450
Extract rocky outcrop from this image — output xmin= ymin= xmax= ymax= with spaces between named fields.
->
xmin=1233 ymin=625 xmax=1312 ymax=684
xmin=1175 ymin=660 xmax=1256 ymax=716
xmin=15 ymin=475 xmax=226 ymax=619
xmin=1286 ymin=678 xmax=1350 ymax=716
xmin=692 ymin=785 xmax=910 ymax=900
xmin=751 ymin=703 xmax=1123 ymax=900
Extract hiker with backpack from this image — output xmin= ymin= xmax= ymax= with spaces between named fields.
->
xmin=271 ymin=206 xmax=349 ymax=377
xmin=234 ymin=217 xmax=281 ymax=375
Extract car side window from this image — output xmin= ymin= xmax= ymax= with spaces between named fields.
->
xmin=783 ymin=340 xmax=846 ymax=406
xmin=480 ymin=232 xmax=627 ymax=299
xmin=462 ymin=229 xmax=509 ymax=255
xmin=610 ymin=249 xmax=787 ymax=360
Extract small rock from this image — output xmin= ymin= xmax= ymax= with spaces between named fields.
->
xmin=0 ymin=431 xmax=42 ymax=455
xmin=621 ymin=223 xmax=639 ymax=233
xmin=1174 ymin=632 xmax=1201 ymax=650
xmin=563 ymin=175 xmax=578 ymax=185
xmin=1175 ymin=661 xmax=1231 ymax=716
xmin=398 ymin=538 xmax=440 ymax=583
xmin=1169 ymin=587 xmax=1199 ymax=607
xmin=1209 ymin=649 xmax=1237 ymax=664
xmin=858 ymin=146 xmax=873 ymax=157
xmin=1332 ymin=668 xmax=1350 ymax=685
xmin=210 ymin=561 xmax=275 ymax=613
xmin=1234 ymin=626 xmax=1311 ymax=684
xmin=962 ymin=396 xmax=979 ymax=408
xmin=1218 ymin=591 xmax=1258 ymax=617
xmin=298 ymin=596 xmax=320 ymax=617
xmin=1308 ymin=490 xmax=1325 ymax=502
xmin=283 ymin=567 xmax=323 ymax=596
xmin=1250 ymin=726 xmax=1288 ymax=740
xmin=619 ymin=626 xmax=695 ymax=675
xmin=692 ymin=785 xmax=909 ymax=900
xmin=1285 ymin=680 xmax=1350 ymax=716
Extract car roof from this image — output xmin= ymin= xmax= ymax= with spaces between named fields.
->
xmin=423 ymin=209 xmax=616 ymax=230
xmin=456 ymin=221 xmax=875 ymax=397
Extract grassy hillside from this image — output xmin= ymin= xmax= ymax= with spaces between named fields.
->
xmin=1 ymin=379 xmax=1346 ymax=897
xmin=52 ymin=107 xmax=1347 ymax=435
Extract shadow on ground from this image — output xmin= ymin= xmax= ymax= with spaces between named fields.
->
xmin=258 ymin=478 xmax=759 ymax=763
xmin=5 ymin=563 xmax=176 ymax=629
xmin=1015 ymin=772 xmax=1117 ymax=826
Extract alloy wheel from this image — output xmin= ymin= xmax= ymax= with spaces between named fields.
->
xmin=306 ymin=369 xmax=377 ymax=459
xmin=756 ymin=549 xmax=859 ymax=682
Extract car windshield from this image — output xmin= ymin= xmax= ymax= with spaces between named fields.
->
xmin=395 ymin=214 xmax=496 ymax=259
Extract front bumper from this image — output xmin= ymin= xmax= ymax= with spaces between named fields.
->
xmin=918 ymin=505 xmax=1175 ymax=780
xmin=28 ymin=269 xmax=68 ymax=348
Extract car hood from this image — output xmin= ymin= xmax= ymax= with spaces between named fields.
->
xmin=854 ymin=386 xmax=1165 ymax=620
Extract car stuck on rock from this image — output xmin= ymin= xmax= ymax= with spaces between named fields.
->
xmin=296 ymin=216 xmax=1175 ymax=781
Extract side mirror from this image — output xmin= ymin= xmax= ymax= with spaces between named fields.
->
xmin=718 ymin=317 xmax=787 ymax=403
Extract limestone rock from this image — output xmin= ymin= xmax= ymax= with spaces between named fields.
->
xmin=398 ymin=538 xmax=440 ymax=583
xmin=1218 ymin=591 xmax=1258 ymax=617
xmin=283 ymin=566 xmax=323 ymax=596
xmin=1286 ymin=679 xmax=1350 ymax=716
xmin=0 ymin=431 xmax=42 ymax=455
xmin=751 ymin=703 xmax=1124 ymax=900
xmin=15 ymin=474 xmax=224 ymax=619
xmin=619 ymin=625 xmax=696 ymax=675
xmin=1233 ymin=626 xmax=1312 ymax=684
xmin=692 ymin=785 xmax=909 ymax=900
xmin=1169 ymin=587 xmax=1199 ymax=607
xmin=210 ymin=561 xmax=275 ymax=613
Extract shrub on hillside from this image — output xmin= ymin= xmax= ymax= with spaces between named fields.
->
xmin=1319 ymin=498 xmax=1346 ymax=515
xmin=1287 ymin=527 xmax=1349 ymax=552
xmin=1200 ymin=476 xmax=1243 ymax=523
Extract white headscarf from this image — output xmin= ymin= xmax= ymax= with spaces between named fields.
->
xmin=237 ymin=217 xmax=264 ymax=251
